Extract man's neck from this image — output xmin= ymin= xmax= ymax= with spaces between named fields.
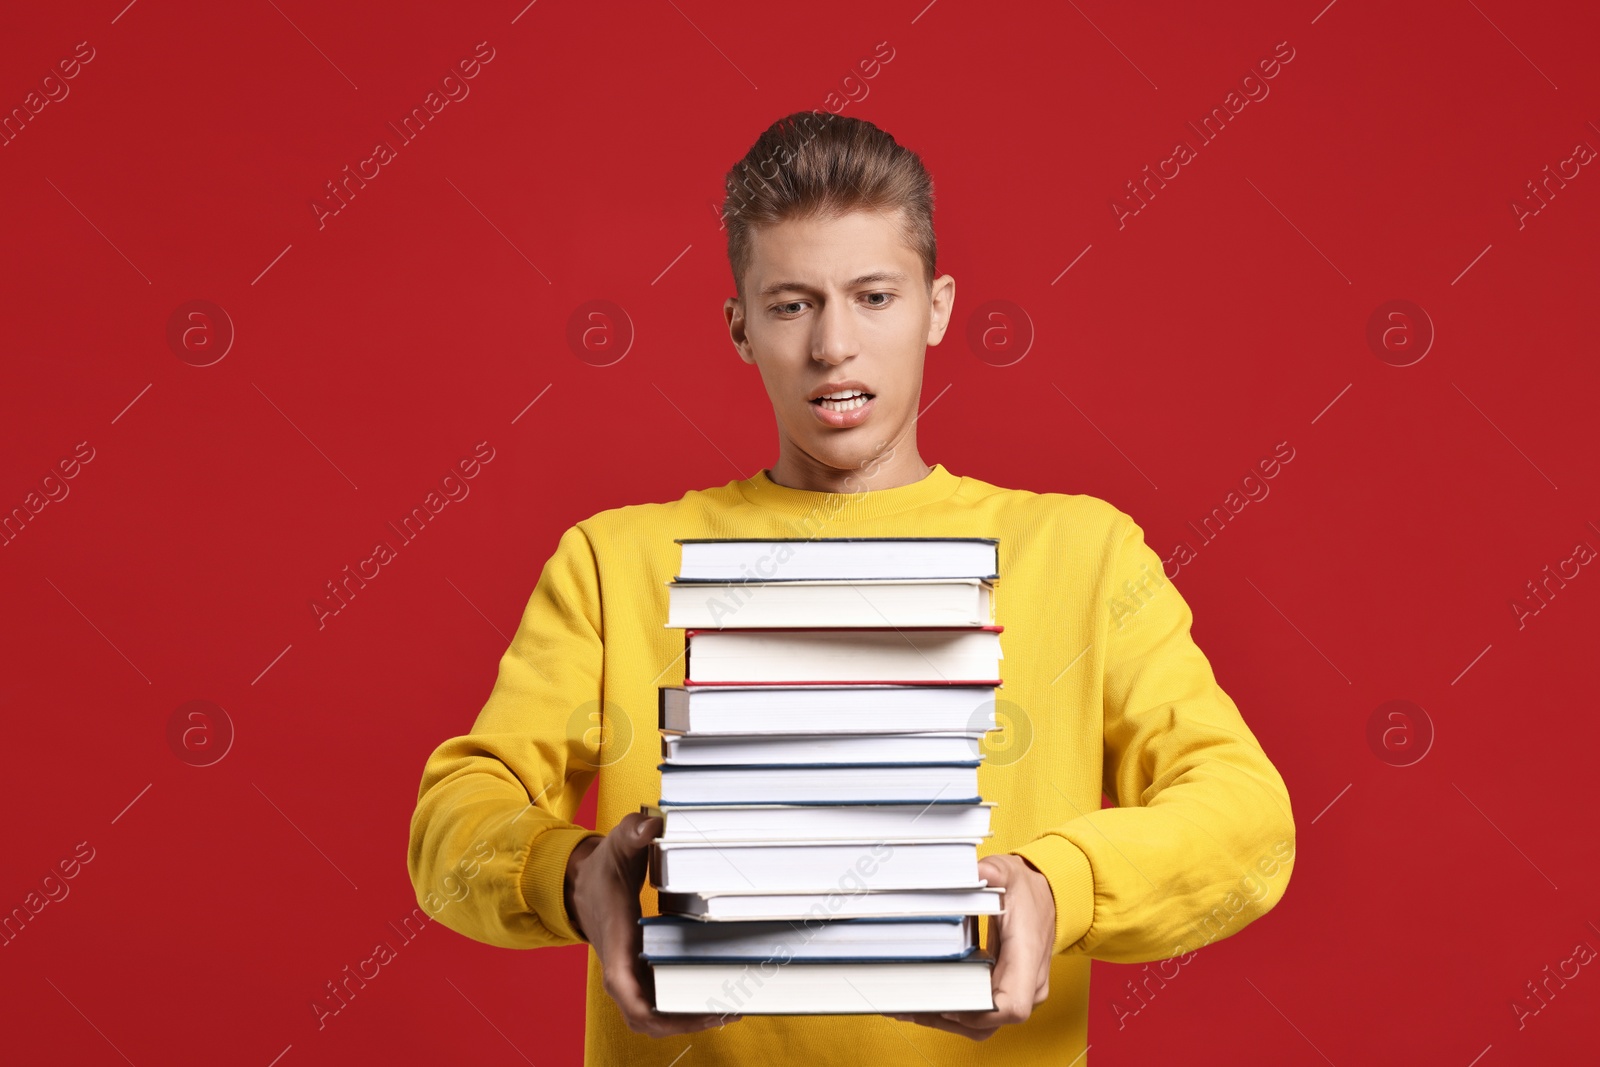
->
xmin=766 ymin=446 xmax=933 ymax=495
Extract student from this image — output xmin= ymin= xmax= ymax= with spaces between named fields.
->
xmin=408 ymin=111 xmax=1295 ymax=1063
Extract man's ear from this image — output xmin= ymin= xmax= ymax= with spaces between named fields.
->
xmin=926 ymin=274 xmax=955 ymax=346
xmin=725 ymin=296 xmax=755 ymax=364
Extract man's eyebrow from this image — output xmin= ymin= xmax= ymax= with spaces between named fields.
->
xmin=757 ymin=271 xmax=909 ymax=297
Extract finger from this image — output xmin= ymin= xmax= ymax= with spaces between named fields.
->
xmin=946 ymin=927 xmax=1047 ymax=1028
xmin=616 ymin=810 xmax=651 ymax=833
xmin=942 ymin=959 xmax=1040 ymax=1030
xmin=889 ymin=1012 xmax=996 ymax=1041
xmin=602 ymin=918 xmax=662 ymax=1002
xmin=600 ymin=950 xmax=656 ymax=1021
xmin=618 ymin=942 xmax=739 ymax=1036
xmin=634 ymin=971 xmax=731 ymax=1033
xmin=614 ymin=812 xmax=660 ymax=851
xmin=602 ymin=821 xmax=655 ymax=889
xmin=609 ymin=968 xmax=732 ymax=1037
xmin=635 ymin=1010 xmax=741 ymax=1037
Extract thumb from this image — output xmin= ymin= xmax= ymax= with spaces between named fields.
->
xmin=620 ymin=814 xmax=660 ymax=850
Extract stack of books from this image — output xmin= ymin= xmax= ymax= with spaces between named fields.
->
xmin=643 ymin=536 xmax=1006 ymax=1016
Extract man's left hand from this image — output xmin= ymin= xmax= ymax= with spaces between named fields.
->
xmin=887 ymin=853 xmax=1056 ymax=1040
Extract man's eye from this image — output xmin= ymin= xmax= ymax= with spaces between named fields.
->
xmin=774 ymin=301 xmax=806 ymax=315
xmin=864 ymin=293 xmax=894 ymax=307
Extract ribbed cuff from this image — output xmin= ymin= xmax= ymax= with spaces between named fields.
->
xmin=1009 ymin=834 xmax=1095 ymax=956
xmin=519 ymin=826 xmax=606 ymax=944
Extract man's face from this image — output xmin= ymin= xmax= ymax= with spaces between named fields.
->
xmin=724 ymin=207 xmax=954 ymax=475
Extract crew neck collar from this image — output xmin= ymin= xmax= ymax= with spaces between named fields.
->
xmin=734 ymin=462 xmax=963 ymax=523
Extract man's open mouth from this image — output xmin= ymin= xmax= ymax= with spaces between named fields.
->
xmin=811 ymin=390 xmax=875 ymax=412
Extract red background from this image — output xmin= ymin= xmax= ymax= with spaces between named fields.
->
xmin=3 ymin=0 xmax=1597 ymax=1063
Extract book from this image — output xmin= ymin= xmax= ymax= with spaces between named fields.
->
xmin=660 ymin=732 xmax=985 ymax=766
xmin=656 ymin=761 xmax=980 ymax=805
xmin=649 ymin=838 xmax=982 ymax=893
xmin=682 ymin=626 xmax=1003 ymax=685
xmin=659 ymin=684 xmax=998 ymax=735
xmin=655 ymin=885 xmax=1005 ymax=921
xmin=666 ymin=577 xmax=994 ymax=628
xmin=674 ymin=536 xmax=999 ymax=582
xmin=649 ymin=951 xmax=997 ymax=1014
xmin=648 ymin=534 xmax=1007 ymax=1017
xmin=641 ymin=801 xmax=996 ymax=842
xmin=640 ymin=914 xmax=979 ymax=960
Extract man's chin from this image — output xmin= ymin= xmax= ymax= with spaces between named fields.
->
xmin=796 ymin=439 xmax=896 ymax=479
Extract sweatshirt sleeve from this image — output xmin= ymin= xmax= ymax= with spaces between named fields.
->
xmin=1008 ymin=514 xmax=1296 ymax=963
xmin=407 ymin=523 xmax=608 ymax=949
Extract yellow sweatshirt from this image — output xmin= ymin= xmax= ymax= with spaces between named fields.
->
xmin=407 ymin=462 xmax=1296 ymax=1065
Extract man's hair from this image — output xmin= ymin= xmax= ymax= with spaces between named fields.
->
xmin=722 ymin=111 xmax=936 ymax=302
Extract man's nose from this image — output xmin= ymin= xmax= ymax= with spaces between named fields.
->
xmin=811 ymin=300 xmax=860 ymax=363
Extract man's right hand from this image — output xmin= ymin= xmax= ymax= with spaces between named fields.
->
xmin=565 ymin=812 xmax=739 ymax=1038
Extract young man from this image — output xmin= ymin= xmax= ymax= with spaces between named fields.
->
xmin=408 ymin=112 xmax=1295 ymax=1063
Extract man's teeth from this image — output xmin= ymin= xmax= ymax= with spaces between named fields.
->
xmin=817 ymin=391 xmax=871 ymax=412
